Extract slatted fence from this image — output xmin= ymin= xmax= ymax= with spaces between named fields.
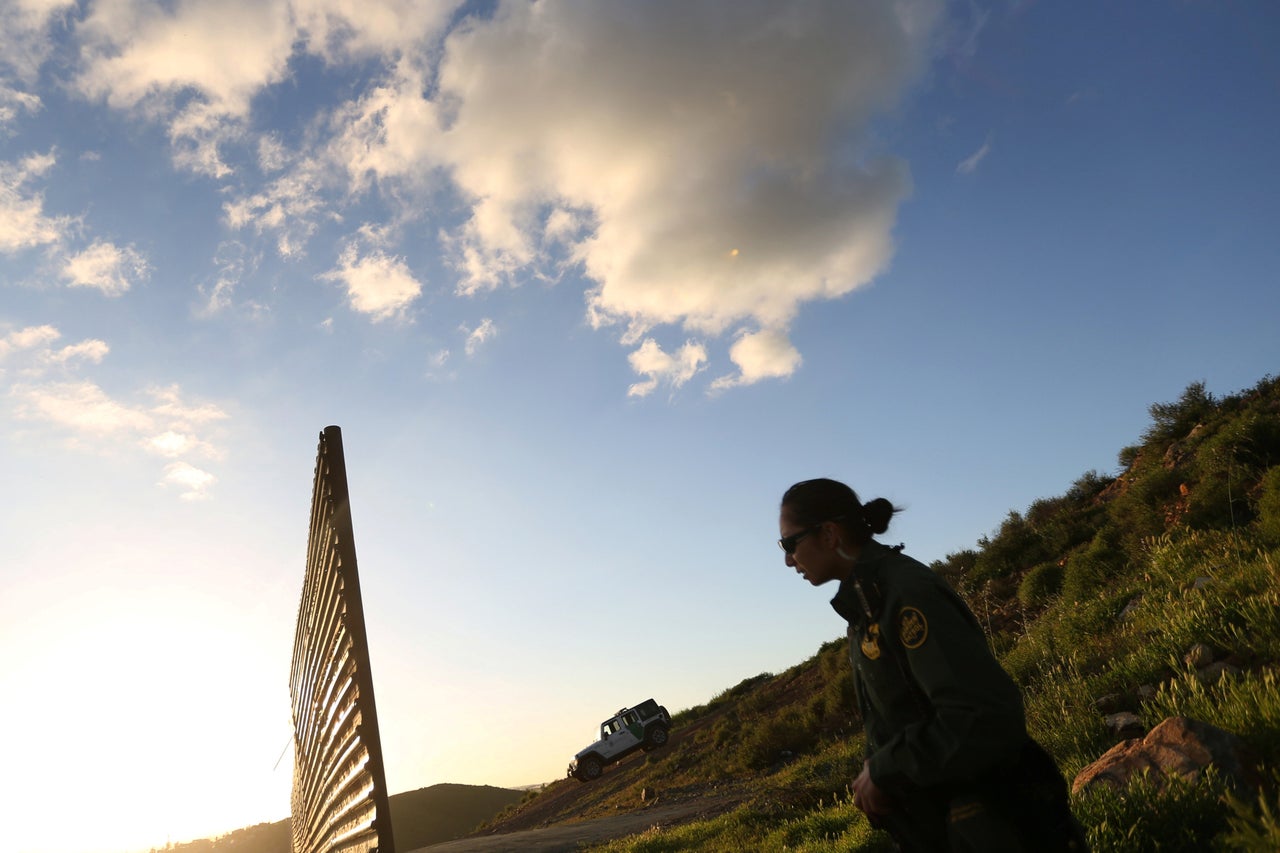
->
xmin=289 ymin=426 xmax=395 ymax=853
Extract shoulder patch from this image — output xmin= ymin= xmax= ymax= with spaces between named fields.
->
xmin=898 ymin=606 xmax=928 ymax=649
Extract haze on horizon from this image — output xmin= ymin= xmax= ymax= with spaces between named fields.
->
xmin=2 ymin=2 xmax=1277 ymax=852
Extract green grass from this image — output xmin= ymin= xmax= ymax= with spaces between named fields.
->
xmin=1073 ymin=769 xmax=1233 ymax=852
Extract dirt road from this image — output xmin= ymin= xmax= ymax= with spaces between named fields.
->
xmin=408 ymin=792 xmax=744 ymax=852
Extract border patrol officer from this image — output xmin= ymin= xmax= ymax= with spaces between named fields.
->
xmin=779 ymin=478 xmax=1087 ymax=852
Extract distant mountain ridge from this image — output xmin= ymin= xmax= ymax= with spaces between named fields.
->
xmin=149 ymin=783 xmax=524 ymax=853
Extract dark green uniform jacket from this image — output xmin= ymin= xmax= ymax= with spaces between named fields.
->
xmin=831 ymin=540 xmax=1027 ymax=790
xmin=833 ymin=542 xmax=1028 ymax=837
xmin=830 ymin=541 xmax=1088 ymax=852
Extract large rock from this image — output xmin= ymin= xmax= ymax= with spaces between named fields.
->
xmin=1072 ymin=716 xmax=1255 ymax=795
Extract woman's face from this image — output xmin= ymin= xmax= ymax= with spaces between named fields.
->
xmin=780 ymin=509 xmax=844 ymax=586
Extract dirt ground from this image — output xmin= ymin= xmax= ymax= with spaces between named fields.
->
xmin=407 ymin=792 xmax=744 ymax=852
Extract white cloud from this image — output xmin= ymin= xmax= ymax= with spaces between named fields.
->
xmin=168 ymin=101 xmax=243 ymax=179
xmin=463 ymin=318 xmax=496 ymax=356
xmin=224 ymin=156 xmax=330 ymax=257
xmin=11 ymin=379 xmax=155 ymax=433
xmin=626 ymin=338 xmax=708 ymax=398
xmin=329 ymin=0 xmax=941 ymax=389
xmin=293 ymin=0 xmax=460 ymax=62
xmin=74 ymin=0 xmax=294 ymax=115
xmin=196 ymin=241 xmax=250 ymax=316
xmin=60 ymin=240 xmax=150 ymax=295
xmin=0 ymin=325 xmax=109 ymax=372
xmin=2 ymin=326 xmax=228 ymax=498
xmin=710 ymin=329 xmax=803 ymax=391
xmin=0 ymin=0 xmax=76 ymax=82
xmin=72 ymin=0 xmax=294 ymax=176
xmin=0 ymin=84 xmax=42 ymax=132
xmin=68 ymin=0 xmax=460 ymax=177
xmin=321 ymin=244 xmax=423 ymax=321
xmin=0 ymin=324 xmax=60 ymax=356
xmin=147 ymin=384 xmax=229 ymax=428
xmin=50 ymin=0 xmax=942 ymax=394
xmin=49 ymin=338 xmax=110 ymax=365
xmin=144 ymin=430 xmax=218 ymax=459
xmin=160 ymin=460 xmax=217 ymax=500
xmin=0 ymin=150 xmax=73 ymax=253
xmin=957 ymin=136 xmax=992 ymax=175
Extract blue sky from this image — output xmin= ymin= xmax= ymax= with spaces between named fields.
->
xmin=2 ymin=1 xmax=1278 ymax=851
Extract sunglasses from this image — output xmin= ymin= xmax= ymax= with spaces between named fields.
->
xmin=778 ymin=525 xmax=823 ymax=555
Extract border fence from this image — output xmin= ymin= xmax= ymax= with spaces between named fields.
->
xmin=289 ymin=426 xmax=395 ymax=853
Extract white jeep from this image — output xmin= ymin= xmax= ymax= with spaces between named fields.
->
xmin=567 ymin=698 xmax=672 ymax=782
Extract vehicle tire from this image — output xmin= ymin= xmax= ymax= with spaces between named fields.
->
xmin=580 ymin=756 xmax=603 ymax=781
xmin=645 ymin=725 xmax=669 ymax=748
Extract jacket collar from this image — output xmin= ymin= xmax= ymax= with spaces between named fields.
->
xmin=829 ymin=540 xmax=894 ymax=622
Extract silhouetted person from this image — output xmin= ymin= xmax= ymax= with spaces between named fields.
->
xmin=779 ymin=477 xmax=1087 ymax=852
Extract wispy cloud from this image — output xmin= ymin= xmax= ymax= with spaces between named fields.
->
xmin=0 ymin=84 xmax=42 ymax=133
xmin=159 ymin=460 xmax=218 ymax=500
xmin=957 ymin=136 xmax=993 ymax=174
xmin=0 ymin=150 xmax=73 ymax=253
xmin=69 ymin=0 xmax=459 ymax=176
xmin=463 ymin=318 xmax=496 ymax=356
xmin=0 ymin=0 xmax=76 ymax=82
xmin=2 ymin=324 xmax=229 ymax=499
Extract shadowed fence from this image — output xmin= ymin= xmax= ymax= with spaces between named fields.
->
xmin=289 ymin=426 xmax=395 ymax=853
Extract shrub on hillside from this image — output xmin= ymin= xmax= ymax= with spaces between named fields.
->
xmin=1184 ymin=414 xmax=1280 ymax=530
xmin=1143 ymin=381 xmax=1218 ymax=446
xmin=1061 ymin=525 xmax=1125 ymax=602
xmin=739 ymin=708 xmax=819 ymax=770
xmin=1256 ymin=465 xmax=1280 ymax=546
xmin=1109 ymin=465 xmax=1182 ymax=562
xmin=1118 ymin=444 xmax=1141 ymax=469
xmin=972 ymin=511 xmax=1050 ymax=584
xmin=1018 ymin=561 xmax=1064 ymax=608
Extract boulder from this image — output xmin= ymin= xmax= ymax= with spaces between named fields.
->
xmin=1104 ymin=712 xmax=1145 ymax=739
xmin=1197 ymin=661 xmax=1242 ymax=686
xmin=1094 ymin=693 xmax=1125 ymax=714
xmin=1072 ymin=716 xmax=1255 ymax=796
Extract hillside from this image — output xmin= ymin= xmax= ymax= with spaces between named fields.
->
xmin=464 ymin=375 xmax=1280 ymax=851
xmin=150 ymin=784 xmax=523 ymax=853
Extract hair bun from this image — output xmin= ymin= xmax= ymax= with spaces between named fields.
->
xmin=863 ymin=498 xmax=897 ymax=535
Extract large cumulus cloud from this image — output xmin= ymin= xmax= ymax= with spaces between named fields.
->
xmin=336 ymin=0 xmax=941 ymax=392
xmin=47 ymin=0 xmax=943 ymax=395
